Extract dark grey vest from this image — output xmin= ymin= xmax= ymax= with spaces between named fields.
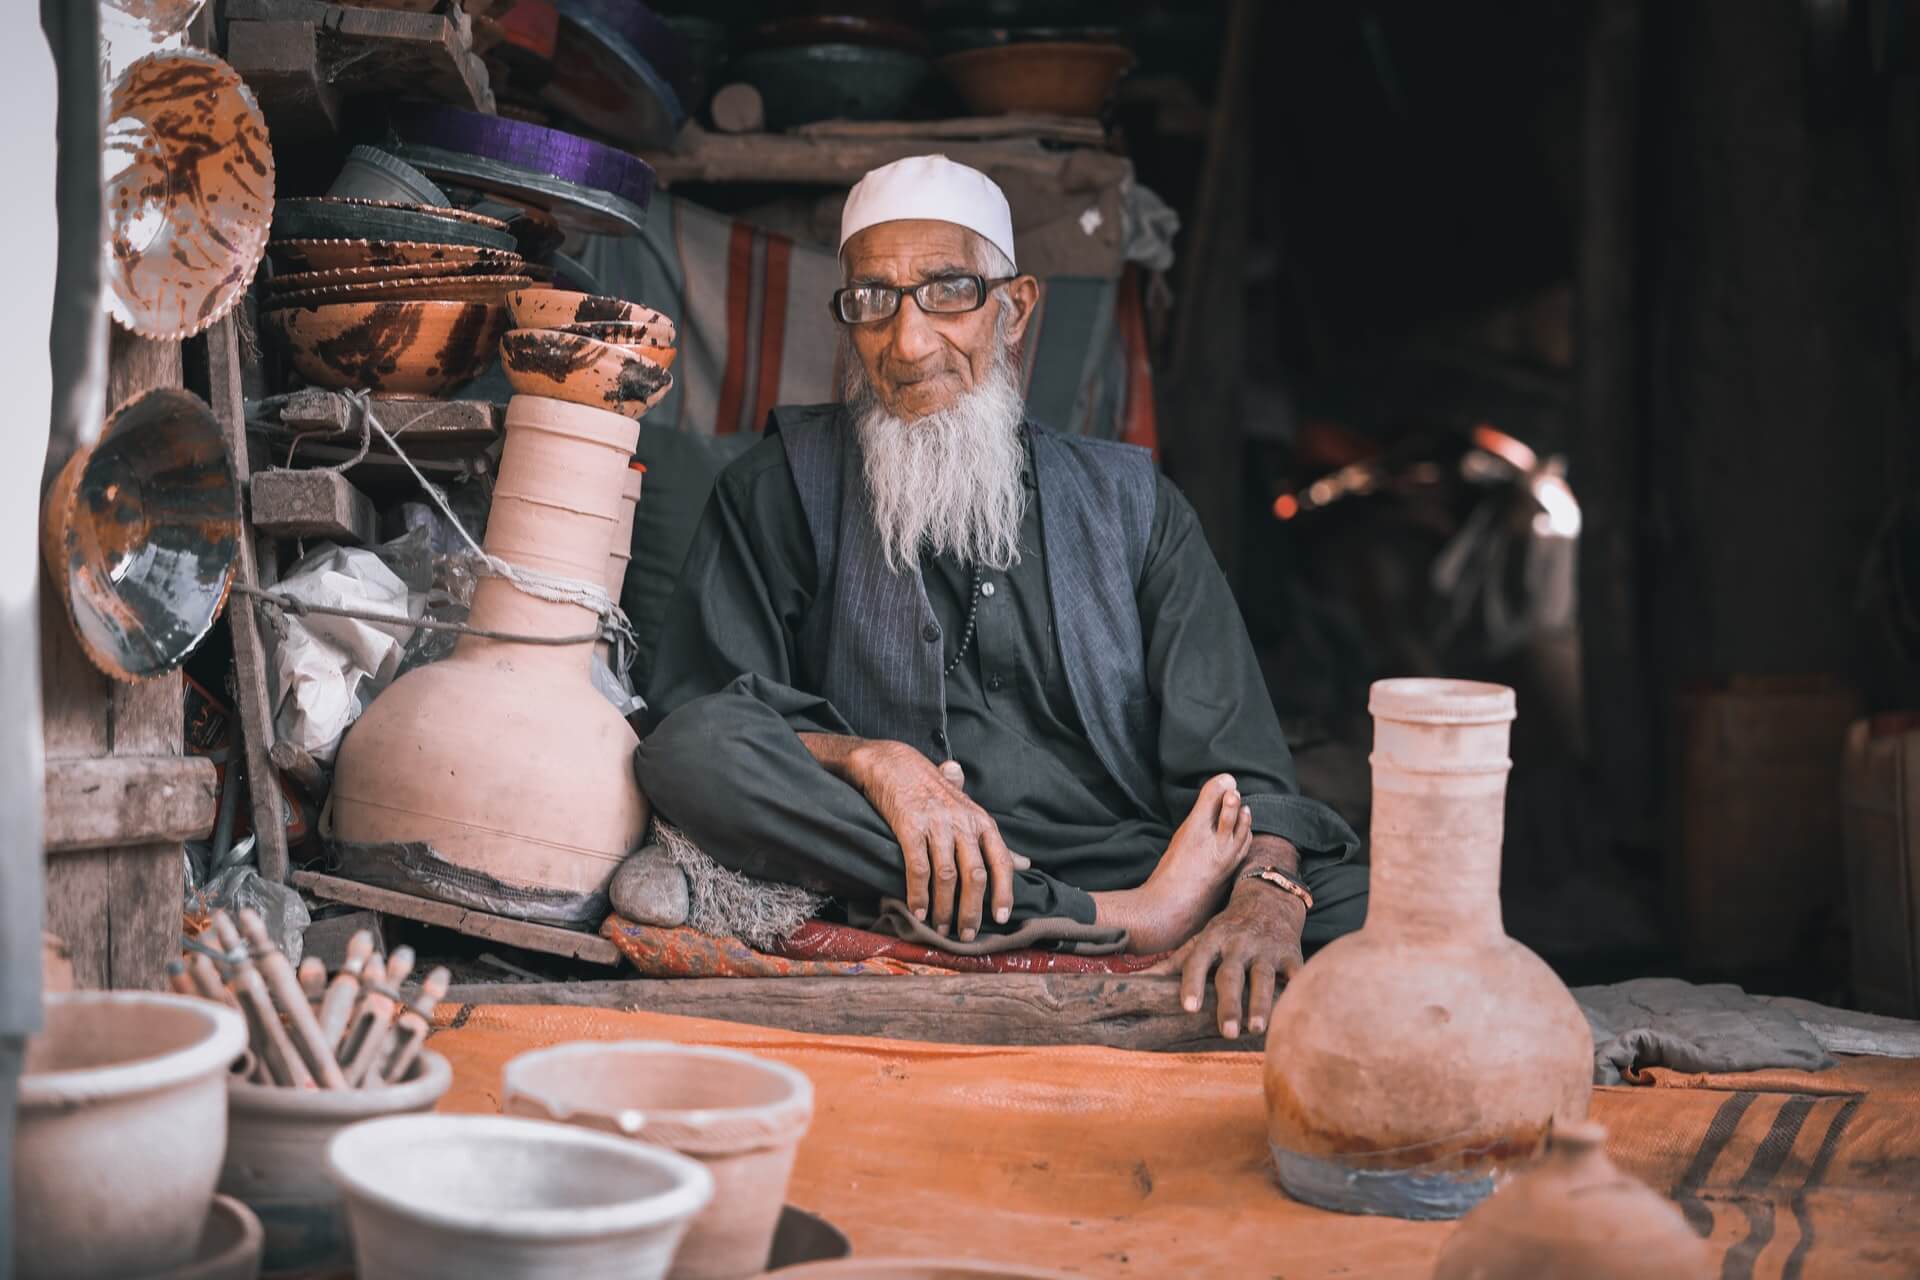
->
xmin=773 ymin=403 xmax=1162 ymax=818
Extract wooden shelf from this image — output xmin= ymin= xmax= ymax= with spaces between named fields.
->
xmin=294 ymin=870 xmax=623 ymax=966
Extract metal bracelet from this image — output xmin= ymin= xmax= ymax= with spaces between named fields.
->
xmin=1242 ymin=865 xmax=1314 ymax=911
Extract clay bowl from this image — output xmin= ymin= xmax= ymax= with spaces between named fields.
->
xmin=509 ymin=287 xmax=679 ymax=345
xmin=937 ymin=41 xmax=1135 ymax=117
xmin=328 ymin=145 xmax=450 ymax=206
xmin=105 ymin=49 xmax=274 ymax=339
xmin=40 ymin=387 xmax=242 ymax=682
xmin=268 ymin=238 xmax=524 ymax=274
xmin=271 ymin=196 xmax=517 ymax=251
xmin=730 ymin=43 xmax=929 ymax=130
xmin=504 ymin=1041 xmax=814 ymax=1280
xmin=265 ymin=274 xmax=534 ymax=310
xmin=16 ymin=993 xmax=249 ymax=1280
xmin=132 ymin=1194 xmax=264 ymax=1280
xmin=327 ymin=1114 xmax=714 ymax=1280
xmin=223 ymin=1050 xmax=452 ymax=1274
xmin=559 ymin=321 xmax=679 ymax=368
xmin=501 ymin=327 xmax=675 ymax=419
xmin=268 ymin=300 xmax=508 ymax=397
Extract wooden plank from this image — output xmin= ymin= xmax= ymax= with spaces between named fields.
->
xmin=794 ymin=114 xmax=1109 ymax=147
xmin=42 ymin=757 xmax=217 ymax=852
xmin=272 ymin=389 xmax=503 ymax=449
xmin=204 ymin=315 xmax=293 ymax=886
xmin=109 ymin=842 xmax=187 ymax=992
xmin=437 ymin=976 xmax=1259 ymax=1053
xmin=294 ymin=871 xmax=623 ymax=966
xmin=44 ymin=854 xmax=114 ymax=990
xmin=251 ymin=468 xmax=377 ymax=543
xmin=37 ymin=588 xmax=111 ymax=760
xmin=224 ymin=20 xmax=342 ymax=143
xmin=225 ymin=0 xmax=492 ymax=114
xmin=642 ymin=123 xmax=1132 ymax=191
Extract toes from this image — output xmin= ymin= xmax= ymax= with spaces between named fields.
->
xmin=1234 ymin=806 xmax=1252 ymax=842
xmin=1215 ymin=788 xmax=1242 ymax=837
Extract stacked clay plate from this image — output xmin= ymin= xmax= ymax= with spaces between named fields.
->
xmin=499 ymin=287 xmax=678 ymax=421
xmin=262 ymin=197 xmax=533 ymax=398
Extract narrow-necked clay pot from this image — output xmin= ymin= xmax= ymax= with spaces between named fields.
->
xmin=1432 ymin=1122 xmax=1712 ymax=1279
xmin=267 ymin=299 xmax=507 ymax=396
xmin=508 ymin=287 xmax=679 ymax=345
xmin=502 ymin=328 xmax=675 ymax=420
xmin=504 ymin=1042 xmax=814 ymax=1280
xmin=331 ymin=394 xmax=650 ymax=905
xmin=14 ymin=992 xmax=248 ymax=1280
xmin=327 ymin=1114 xmax=714 ymax=1280
xmin=1264 ymin=680 xmax=1593 ymax=1220
xmin=221 ymin=1050 xmax=452 ymax=1274
xmin=597 ymin=464 xmax=645 ymax=671
xmin=132 ymin=1194 xmax=264 ymax=1280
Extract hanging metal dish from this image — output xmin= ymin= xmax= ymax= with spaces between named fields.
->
xmin=105 ymin=49 xmax=273 ymax=340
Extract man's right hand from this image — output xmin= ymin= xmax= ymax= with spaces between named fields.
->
xmin=837 ymin=739 xmax=1030 ymax=940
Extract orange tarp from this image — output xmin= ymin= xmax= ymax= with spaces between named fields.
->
xmin=427 ymin=1005 xmax=1920 ymax=1279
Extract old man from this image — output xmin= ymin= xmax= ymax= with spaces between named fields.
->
xmin=638 ymin=156 xmax=1366 ymax=1037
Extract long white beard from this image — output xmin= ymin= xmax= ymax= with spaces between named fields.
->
xmin=845 ymin=332 xmax=1029 ymax=575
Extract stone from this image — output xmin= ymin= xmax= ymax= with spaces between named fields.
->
xmin=610 ymin=847 xmax=690 ymax=927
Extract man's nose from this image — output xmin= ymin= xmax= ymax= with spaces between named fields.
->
xmin=887 ymin=298 xmax=942 ymax=366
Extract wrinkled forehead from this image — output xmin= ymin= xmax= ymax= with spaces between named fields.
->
xmin=840 ymin=219 xmax=984 ymax=285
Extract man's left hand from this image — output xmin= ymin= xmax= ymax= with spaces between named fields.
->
xmin=1164 ymin=876 xmax=1308 ymax=1039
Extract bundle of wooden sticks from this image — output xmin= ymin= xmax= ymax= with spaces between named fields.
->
xmin=168 ymin=908 xmax=450 ymax=1089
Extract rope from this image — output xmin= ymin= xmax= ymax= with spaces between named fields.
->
xmin=231 ymin=582 xmax=601 ymax=646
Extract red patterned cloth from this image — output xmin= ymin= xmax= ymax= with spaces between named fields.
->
xmin=600 ymin=916 xmax=1165 ymax=978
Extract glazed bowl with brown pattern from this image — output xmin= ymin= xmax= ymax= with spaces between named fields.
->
xmin=557 ymin=321 xmax=678 ymax=369
xmin=506 ymin=288 xmax=677 ymax=345
xmin=267 ymin=300 xmax=507 ymax=397
xmin=500 ymin=327 xmax=674 ymax=420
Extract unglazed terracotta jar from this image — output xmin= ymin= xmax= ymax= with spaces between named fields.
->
xmin=331 ymin=394 xmax=649 ymax=907
xmin=1263 ymin=679 xmax=1592 ymax=1219
xmin=504 ymin=1042 xmax=815 ymax=1280
xmin=597 ymin=464 xmax=644 ymax=671
xmin=1431 ymin=1122 xmax=1712 ymax=1279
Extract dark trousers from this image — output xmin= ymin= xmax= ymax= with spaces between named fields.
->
xmin=635 ymin=691 xmax=1369 ymax=945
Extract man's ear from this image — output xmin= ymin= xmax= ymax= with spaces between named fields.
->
xmin=1002 ymin=275 xmax=1041 ymax=347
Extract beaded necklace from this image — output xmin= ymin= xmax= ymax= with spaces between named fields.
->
xmin=944 ymin=566 xmax=985 ymax=676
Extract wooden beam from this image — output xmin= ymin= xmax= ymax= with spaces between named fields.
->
xmin=294 ymin=871 xmax=623 ymax=966
xmin=641 ymin=123 xmax=1131 ymax=192
xmin=225 ymin=0 xmax=493 ymax=115
xmin=42 ymin=757 xmax=217 ymax=852
xmin=270 ymin=389 xmax=503 ymax=451
xmin=223 ymin=20 xmax=341 ymax=143
xmin=438 ymin=975 xmax=1261 ymax=1053
xmin=250 ymin=468 xmax=377 ymax=543
xmin=203 ymin=316 xmax=293 ymax=885
xmin=793 ymin=114 xmax=1108 ymax=147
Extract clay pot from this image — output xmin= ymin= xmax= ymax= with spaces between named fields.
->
xmin=106 ymin=50 xmax=274 ymax=339
xmin=508 ymin=287 xmax=679 ymax=345
xmin=936 ymin=42 xmax=1134 ymax=118
xmin=561 ymin=321 xmax=680 ymax=368
xmin=133 ymin=1195 xmax=264 ymax=1280
xmin=267 ymin=299 xmax=508 ymax=397
xmin=1263 ymin=679 xmax=1593 ymax=1220
xmin=264 ymin=274 xmax=533 ymax=310
xmin=504 ymin=1042 xmax=814 ymax=1280
xmin=327 ymin=1114 xmax=714 ymax=1280
xmin=13 ymin=992 xmax=248 ymax=1280
xmin=267 ymin=238 xmax=524 ymax=273
xmin=502 ymin=328 xmax=676 ymax=420
xmin=331 ymin=394 xmax=650 ymax=907
xmin=221 ymin=1050 xmax=452 ymax=1274
xmin=1432 ymin=1122 xmax=1712 ymax=1279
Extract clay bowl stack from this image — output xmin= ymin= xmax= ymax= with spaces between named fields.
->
xmin=261 ymin=196 xmax=532 ymax=398
xmin=500 ymin=287 xmax=679 ymax=421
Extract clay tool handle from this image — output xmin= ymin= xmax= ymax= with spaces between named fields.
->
xmin=213 ymin=912 xmax=313 ymax=1089
xmin=237 ymin=909 xmax=348 ymax=1090
xmin=341 ymin=946 xmax=413 ymax=1087
xmin=336 ymin=950 xmax=387 ymax=1070
xmin=165 ymin=959 xmax=197 ymax=997
xmin=318 ymin=930 xmax=374 ymax=1054
xmin=187 ymin=952 xmax=240 ymax=1010
xmin=382 ymin=966 xmax=450 ymax=1084
xmin=297 ymin=956 xmax=327 ymax=1003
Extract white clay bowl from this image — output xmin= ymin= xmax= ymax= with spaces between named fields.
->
xmin=15 ymin=992 xmax=248 ymax=1280
xmin=327 ymin=1113 xmax=714 ymax=1280
xmin=504 ymin=1042 xmax=814 ymax=1279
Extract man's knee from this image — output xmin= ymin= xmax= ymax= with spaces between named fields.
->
xmin=1301 ymin=859 xmax=1369 ymax=948
xmin=634 ymin=692 xmax=772 ymax=804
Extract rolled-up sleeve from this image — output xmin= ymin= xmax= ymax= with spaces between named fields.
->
xmin=1138 ymin=479 xmax=1361 ymax=861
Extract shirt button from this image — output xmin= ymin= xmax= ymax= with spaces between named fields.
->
xmin=922 ymin=623 xmax=940 ymax=643
xmin=980 ymin=581 xmax=996 ymax=598
xmin=987 ymin=674 xmax=1005 ymax=692
xmin=932 ymin=729 xmax=947 ymax=748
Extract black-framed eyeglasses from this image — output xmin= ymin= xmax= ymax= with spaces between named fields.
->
xmin=830 ymin=274 xmax=1018 ymax=325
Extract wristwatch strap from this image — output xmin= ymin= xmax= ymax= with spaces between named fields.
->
xmin=1242 ymin=865 xmax=1314 ymax=911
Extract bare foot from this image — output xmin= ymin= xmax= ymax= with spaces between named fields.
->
xmin=1093 ymin=774 xmax=1253 ymax=952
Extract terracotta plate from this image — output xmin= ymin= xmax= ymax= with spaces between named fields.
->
xmin=106 ymin=50 xmax=274 ymax=339
xmin=275 ymin=195 xmax=512 ymax=233
xmin=262 ymin=259 xmax=532 ymax=293
xmin=267 ymin=300 xmax=508 ymax=397
xmin=500 ymin=327 xmax=674 ymax=420
xmin=271 ymin=198 xmax=519 ymax=253
xmin=267 ymin=239 xmax=525 ymax=273
xmin=265 ymin=275 xmax=534 ymax=310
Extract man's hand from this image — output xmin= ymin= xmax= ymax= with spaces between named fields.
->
xmin=1155 ymin=835 xmax=1308 ymax=1038
xmin=800 ymin=734 xmax=1030 ymax=940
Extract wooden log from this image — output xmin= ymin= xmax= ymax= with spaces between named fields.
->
xmin=293 ymin=871 xmax=623 ymax=966
xmin=42 ymin=757 xmax=217 ymax=852
xmin=794 ymin=114 xmax=1108 ymax=147
xmin=438 ymin=975 xmax=1261 ymax=1053
xmin=251 ymin=468 xmax=377 ymax=543
xmin=202 ymin=316 xmax=293 ymax=886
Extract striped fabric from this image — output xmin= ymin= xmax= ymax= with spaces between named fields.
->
xmin=577 ymin=195 xmax=1158 ymax=448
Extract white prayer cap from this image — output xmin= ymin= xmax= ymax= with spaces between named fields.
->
xmin=839 ymin=154 xmax=1017 ymax=272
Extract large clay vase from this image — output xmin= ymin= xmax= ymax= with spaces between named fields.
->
xmin=1431 ymin=1122 xmax=1712 ymax=1279
xmin=1263 ymin=679 xmax=1592 ymax=1219
xmin=331 ymin=394 xmax=649 ymax=907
